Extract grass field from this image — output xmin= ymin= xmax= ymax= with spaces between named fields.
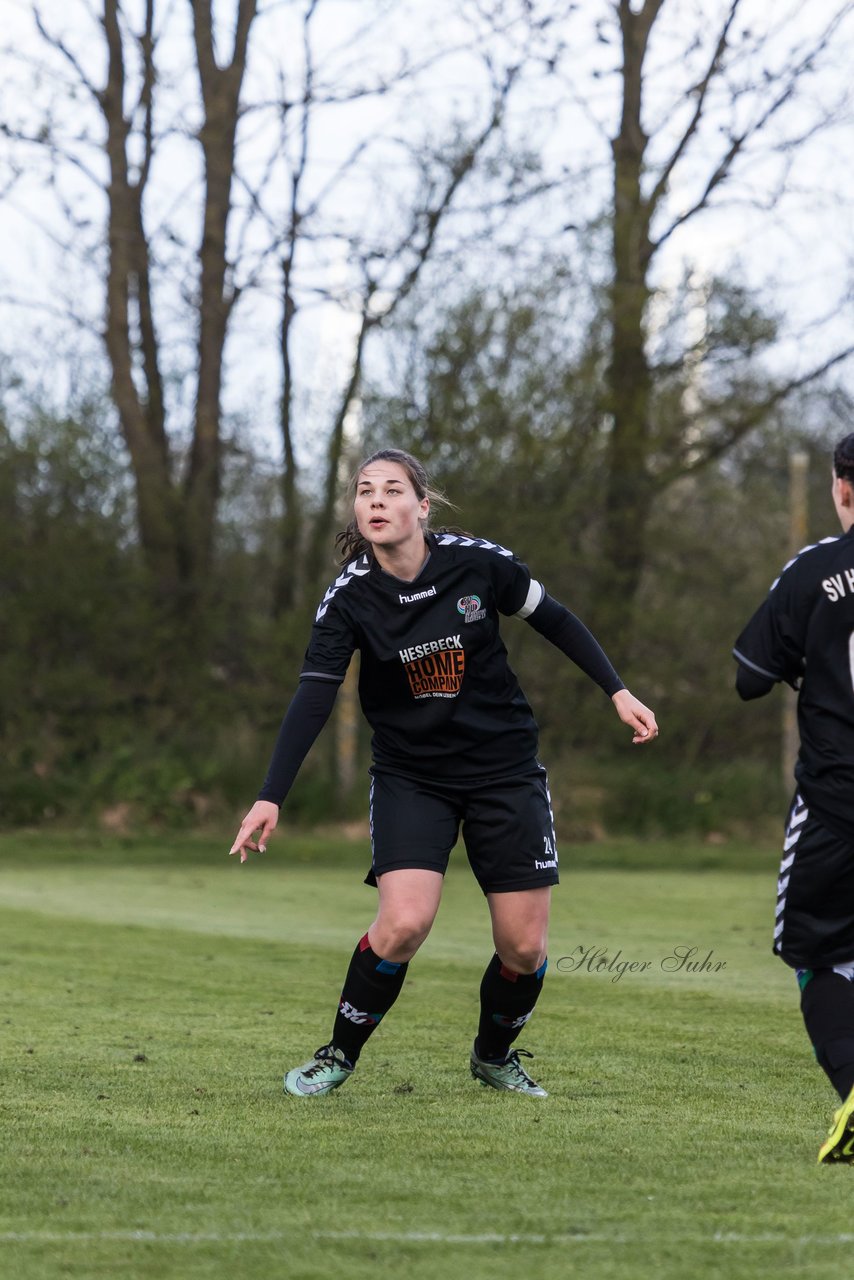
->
xmin=1 ymin=830 xmax=852 ymax=1280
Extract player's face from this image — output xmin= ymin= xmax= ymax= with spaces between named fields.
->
xmin=354 ymin=462 xmax=429 ymax=551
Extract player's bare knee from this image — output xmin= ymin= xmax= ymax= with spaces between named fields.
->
xmin=498 ymin=941 xmax=546 ymax=974
xmin=370 ymin=916 xmax=432 ymax=961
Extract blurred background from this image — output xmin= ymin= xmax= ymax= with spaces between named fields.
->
xmin=0 ymin=0 xmax=852 ymax=841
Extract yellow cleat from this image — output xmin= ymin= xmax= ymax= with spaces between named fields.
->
xmin=818 ymin=1085 xmax=854 ymax=1163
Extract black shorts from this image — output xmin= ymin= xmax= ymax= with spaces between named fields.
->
xmin=365 ymin=765 xmax=559 ymax=895
xmin=774 ymin=792 xmax=854 ymax=969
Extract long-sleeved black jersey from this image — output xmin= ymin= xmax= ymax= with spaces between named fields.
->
xmin=258 ymin=532 xmax=623 ymax=803
xmin=734 ymin=526 xmax=854 ymax=839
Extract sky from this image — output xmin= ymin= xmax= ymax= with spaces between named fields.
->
xmin=0 ymin=0 xmax=852 ymax=460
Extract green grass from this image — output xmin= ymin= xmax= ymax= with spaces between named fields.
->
xmin=1 ymin=830 xmax=852 ymax=1280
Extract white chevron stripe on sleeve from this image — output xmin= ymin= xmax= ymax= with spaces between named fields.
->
xmin=314 ymin=556 xmax=371 ymax=621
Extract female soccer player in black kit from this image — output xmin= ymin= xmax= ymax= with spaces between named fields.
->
xmin=734 ymin=434 xmax=854 ymax=1161
xmin=230 ymin=449 xmax=658 ymax=1098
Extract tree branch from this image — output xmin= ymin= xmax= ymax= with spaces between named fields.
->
xmin=374 ymin=66 xmax=519 ymax=326
xmin=652 ymin=3 xmax=854 ymax=251
xmin=32 ymin=3 xmax=103 ymax=105
xmin=646 ymin=0 xmax=741 ymax=217
xmin=653 ymin=345 xmax=854 ymax=491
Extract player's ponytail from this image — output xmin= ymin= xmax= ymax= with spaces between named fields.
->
xmin=334 ymin=521 xmax=372 ymax=564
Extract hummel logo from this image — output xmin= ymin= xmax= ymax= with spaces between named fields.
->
xmin=399 ymin=585 xmax=437 ymax=604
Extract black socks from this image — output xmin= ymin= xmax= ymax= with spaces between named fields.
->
xmin=330 ymin=934 xmax=408 ymax=1065
xmin=800 ymin=968 xmax=854 ymax=1100
xmin=328 ymin=940 xmax=547 ymax=1069
xmin=475 ymin=952 xmax=547 ymax=1063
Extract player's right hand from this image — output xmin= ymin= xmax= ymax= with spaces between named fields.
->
xmin=229 ymin=800 xmax=280 ymax=863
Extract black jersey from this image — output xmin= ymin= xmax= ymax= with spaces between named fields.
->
xmin=301 ymin=532 xmax=546 ymax=780
xmin=733 ymin=528 xmax=854 ymax=839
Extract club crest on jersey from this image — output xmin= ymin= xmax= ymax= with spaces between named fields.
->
xmin=457 ymin=594 xmax=486 ymax=623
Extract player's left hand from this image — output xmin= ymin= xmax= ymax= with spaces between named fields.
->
xmin=611 ymin=689 xmax=659 ymax=745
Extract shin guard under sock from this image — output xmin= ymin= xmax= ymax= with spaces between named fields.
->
xmin=330 ymin=934 xmax=408 ymax=1065
xmin=800 ymin=968 xmax=854 ymax=1100
xmin=475 ymin=952 xmax=547 ymax=1062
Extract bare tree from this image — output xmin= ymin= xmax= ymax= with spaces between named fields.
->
xmin=8 ymin=0 xmax=259 ymax=611
xmin=245 ymin=1 xmax=556 ymax=608
xmin=7 ymin=0 xmax=851 ymax=657
xmin=3 ymin=0 xmax=550 ymax=619
xmin=588 ymin=0 xmax=854 ymax=658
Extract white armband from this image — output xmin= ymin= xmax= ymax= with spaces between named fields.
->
xmin=515 ymin=579 xmax=545 ymax=619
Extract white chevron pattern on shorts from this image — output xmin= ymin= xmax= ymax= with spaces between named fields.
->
xmin=774 ymin=794 xmax=808 ymax=955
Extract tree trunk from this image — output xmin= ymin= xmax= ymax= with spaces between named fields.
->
xmin=101 ymin=0 xmax=180 ymax=606
xmin=305 ymin=312 xmax=371 ymax=588
xmin=186 ymin=0 xmax=257 ymax=588
xmin=275 ymin=256 xmax=302 ymax=613
xmin=97 ymin=0 xmax=258 ymax=611
xmin=591 ymin=0 xmax=661 ymax=666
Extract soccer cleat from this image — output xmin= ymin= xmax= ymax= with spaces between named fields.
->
xmin=284 ymin=1044 xmax=354 ymax=1098
xmin=818 ymin=1084 xmax=854 ymax=1163
xmin=470 ymin=1044 xmax=548 ymax=1097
